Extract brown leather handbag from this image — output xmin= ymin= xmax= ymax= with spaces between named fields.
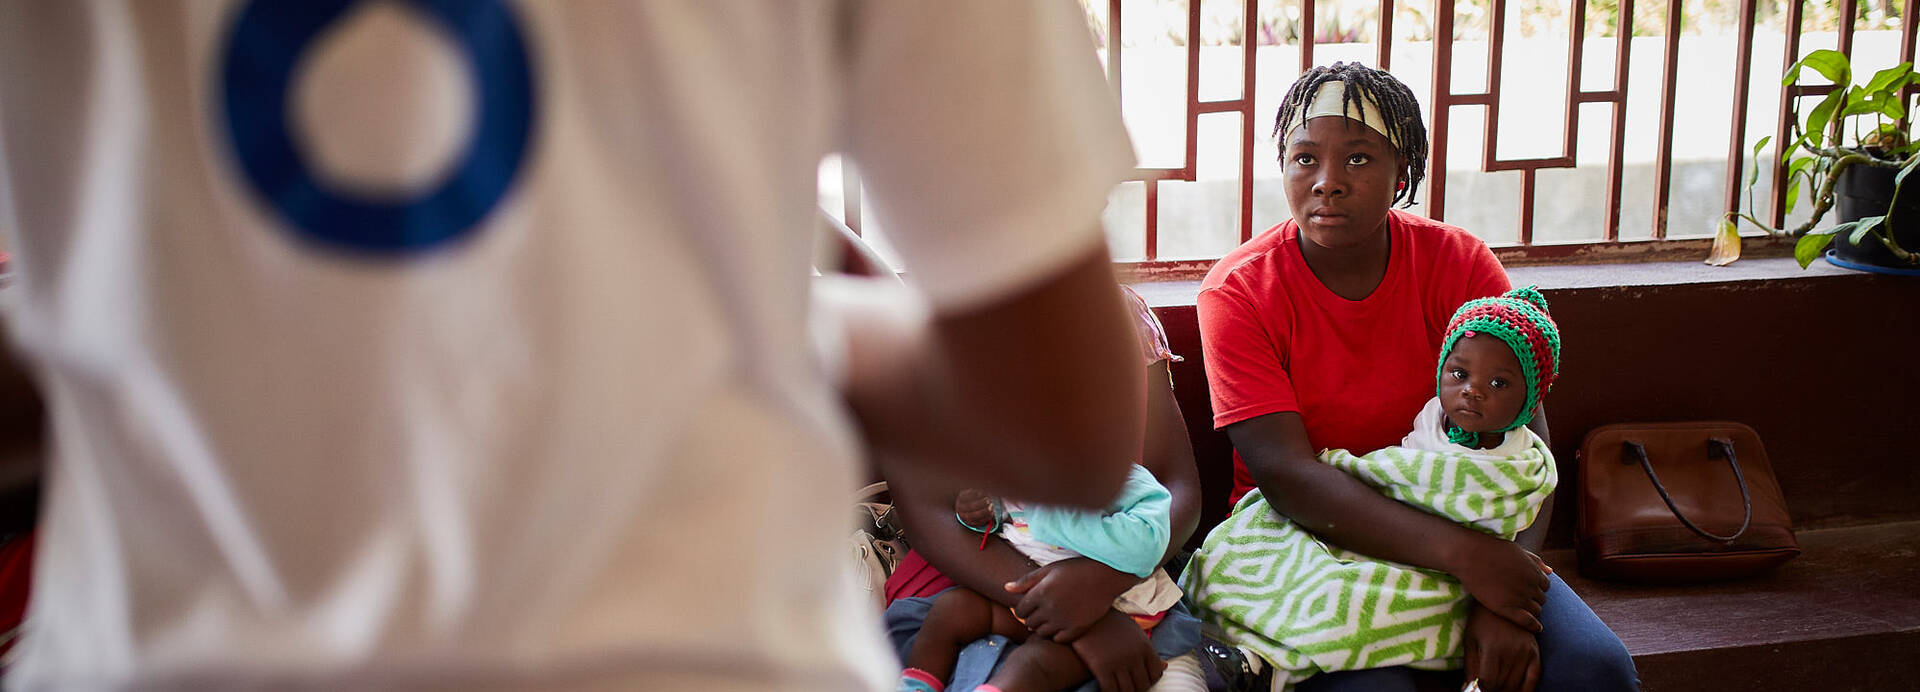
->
xmin=1576 ymin=422 xmax=1799 ymax=582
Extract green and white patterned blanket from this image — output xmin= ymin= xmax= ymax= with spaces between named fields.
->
xmin=1181 ymin=434 xmax=1556 ymax=689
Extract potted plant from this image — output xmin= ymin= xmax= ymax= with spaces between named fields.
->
xmin=1717 ymin=49 xmax=1920 ymax=273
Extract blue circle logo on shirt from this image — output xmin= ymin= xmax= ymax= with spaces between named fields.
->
xmin=220 ymin=0 xmax=536 ymax=254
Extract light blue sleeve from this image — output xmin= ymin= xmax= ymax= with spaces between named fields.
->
xmin=1023 ymin=464 xmax=1171 ymax=578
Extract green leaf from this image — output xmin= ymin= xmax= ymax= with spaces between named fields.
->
xmin=1896 ymin=154 xmax=1920 ymax=190
xmin=1747 ymin=136 xmax=1771 ymax=186
xmin=1786 ymin=174 xmax=1803 ymax=214
xmin=1787 ymin=49 xmax=1852 ymax=87
xmin=1863 ymin=62 xmax=1913 ymax=94
xmin=1841 ymin=88 xmax=1875 ymax=118
xmin=1881 ymin=157 xmax=1920 ymax=217
xmin=1789 ymin=155 xmax=1817 ymax=177
xmin=1796 ymin=230 xmax=1837 ymax=268
xmin=1804 ymin=88 xmax=1849 ymax=145
xmin=1850 ymin=214 xmax=1886 ymax=244
xmin=1876 ymin=94 xmax=1908 ymax=120
xmin=1835 ymin=90 xmax=1881 ymax=120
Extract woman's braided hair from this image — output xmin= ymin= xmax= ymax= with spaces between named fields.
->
xmin=1272 ymin=62 xmax=1430 ymax=208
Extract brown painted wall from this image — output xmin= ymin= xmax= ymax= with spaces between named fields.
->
xmin=1155 ymin=271 xmax=1920 ymax=549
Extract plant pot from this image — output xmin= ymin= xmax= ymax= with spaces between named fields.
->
xmin=1830 ymin=161 xmax=1920 ymax=274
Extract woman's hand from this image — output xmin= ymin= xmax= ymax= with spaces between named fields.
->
xmin=1069 ymin=611 xmax=1166 ymax=692
xmin=1005 ymin=557 xmax=1141 ymax=641
xmin=954 ymin=488 xmax=996 ymax=530
xmin=1449 ymin=534 xmax=1552 ymax=632
xmin=1463 ymin=602 xmax=1541 ymax=692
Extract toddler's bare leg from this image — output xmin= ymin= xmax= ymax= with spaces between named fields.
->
xmin=904 ymin=588 xmax=1002 ymax=682
xmin=984 ymin=636 xmax=1091 ymax=692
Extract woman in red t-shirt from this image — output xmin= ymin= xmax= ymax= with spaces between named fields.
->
xmin=1194 ymin=63 xmax=1637 ymax=692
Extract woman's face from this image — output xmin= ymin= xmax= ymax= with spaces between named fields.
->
xmin=1438 ymin=334 xmax=1529 ymax=434
xmin=1282 ymin=116 xmax=1402 ymax=252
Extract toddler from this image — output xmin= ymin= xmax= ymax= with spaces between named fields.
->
xmin=897 ymin=464 xmax=1182 ymax=692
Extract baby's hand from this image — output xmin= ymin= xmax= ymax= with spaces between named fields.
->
xmin=955 ymin=488 xmax=997 ymax=532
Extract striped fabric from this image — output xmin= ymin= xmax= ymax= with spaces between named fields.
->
xmin=1181 ymin=440 xmax=1556 ymax=690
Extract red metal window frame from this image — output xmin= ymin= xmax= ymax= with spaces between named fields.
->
xmin=839 ymin=2 xmax=1919 ymax=279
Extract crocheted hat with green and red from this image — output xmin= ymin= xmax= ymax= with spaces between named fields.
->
xmin=1434 ymin=286 xmax=1562 ymax=446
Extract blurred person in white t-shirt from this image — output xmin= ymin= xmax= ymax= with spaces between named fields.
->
xmin=0 ymin=2 xmax=1146 ymax=690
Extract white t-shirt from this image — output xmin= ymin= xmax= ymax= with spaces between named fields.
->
xmin=0 ymin=2 xmax=1134 ymax=690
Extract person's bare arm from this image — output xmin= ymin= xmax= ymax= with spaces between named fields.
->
xmin=982 ymin=357 xmax=1201 ymax=644
xmin=887 ymin=461 xmax=1046 ymax=609
xmin=844 ymin=243 xmax=1141 ymax=508
xmin=1228 ymin=411 xmax=1550 ymax=631
xmin=1140 ymin=359 xmax=1200 ymax=564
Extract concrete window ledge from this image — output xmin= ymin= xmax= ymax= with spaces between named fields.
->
xmin=1126 ymin=256 xmax=1881 ymax=307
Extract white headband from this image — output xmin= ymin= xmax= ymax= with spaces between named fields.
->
xmin=1282 ymin=81 xmax=1396 ymax=147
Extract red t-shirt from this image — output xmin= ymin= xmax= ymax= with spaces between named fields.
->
xmin=1198 ymin=210 xmax=1511 ymax=503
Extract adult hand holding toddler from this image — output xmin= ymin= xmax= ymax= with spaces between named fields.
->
xmin=1449 ymin=534 xmax=1554 ymax=633
xmin=1005 ymin=556 xmax=1143 ymax=642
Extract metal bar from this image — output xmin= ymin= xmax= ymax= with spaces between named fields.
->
xmin=1575 ymin=90 xmax=1622 ymax=103
xmin=1474 ymin=0 xmax=1589 ymax=212
xmin=1838 ymin=0 xmax=1858 ymax=56
xmin=1449 ymin=93 xmax=1497 ymax=105
xmin=1722 ymin=0 xmax=1759 ymax=222
xmin=1604 ymin=0 xmax=1633 ymax=240
xmin=1519 ymin=169 xmax=1536 ymax=244
xmin=1241 ymin=0 xmax=1258 ymax=243
xmin=1487 ymin=157 xmax=1577 ymax=171
xmin=1785 ymin=84 xmax=1839 ymax=97
xmin=1378 ymin=0 xmax=1394 ymax=70
xmin=1564 ymin=0 xmax=1588 ymax=164
xmin=1146 ymin=180 xmax=1160 ymax=261
xmin=1770 ymin=0 xmax=1806 ymax=228
xmin=1833 ymin=0 xmax=1856 ymax=151
xmin=1124 ymin=168 xmax=1197 ymax=182
xmin=1907 ymin=0 xmax=1919 ymax=69
xmin=1430 ymin=0 xmax=1457 ymax=220
xmin=1185 ymin=0 xmax=1200 ymax=194
xmin=1835 ymin=0 xmax=1858 ymax=169
xmin=1651 ymin=0 xmax=1682 ymax=239
xmin=1198 ymin=100 xmax=1249 ymax=113
xmin=1904 ymin=0 xmax=1919 ymax=132
xmin=1107 ymin=0 xmax=1122 ymax=95
xmin=1301 ymin=0 xmax=1316 ymax=69
xmin=1481 ymin=0 xmax=1508 ymax=171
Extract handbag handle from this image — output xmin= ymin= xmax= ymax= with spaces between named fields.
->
xmin=854 ymin=481 xmax=897 ymax=529
xmin=1622 ymin=437 xmax=1751 ymax=544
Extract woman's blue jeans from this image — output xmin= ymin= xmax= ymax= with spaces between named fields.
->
xmin=1294 ymin=574 xmax=1639 ymax=692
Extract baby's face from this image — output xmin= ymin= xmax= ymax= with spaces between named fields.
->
xmin=1438 ymin=334 xmax=1529 ymax=434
